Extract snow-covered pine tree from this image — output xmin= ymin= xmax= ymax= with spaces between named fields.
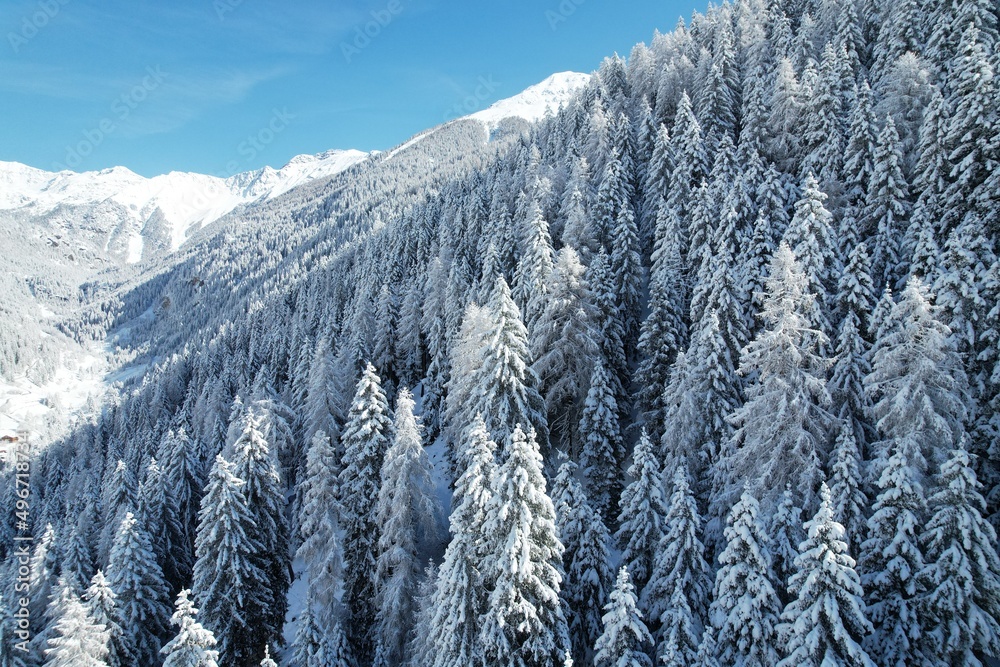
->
xmin=615 ymin=430 xmax=666 ymax=595
xmin=474 ymin=276 xmax=549 ymax=451
xmin=338 ymin=362 xmax=392 ymax=661
xmin=920 ymin=439 xmax=1000 ymax=665
xmin=865 ymin=277 xmax=970 ymax=475
xmin=293 ymin=593 xmax=326 ymax=667
xmin=296 ymin=429 xmax=341 ymax=628
xmin=727 ymin=244 xmax=832 ymax=513
xmin=828 ymin=421 xmax=869 ymax=552
xmin=865 ymin=115 xmax=910 ymax=291
xmin=783 ymin=173 xmax=837 ymax=336
xmin=303 ymin=337 xmax=342 ymax=447
xmin=106 ymin=512 xmax=171 ymax=666
xmin=770 ymin=486 xmax=804 ymax=604
xmin=708 ymin=490 xmax=781 ymax=667
xmin=512 ymin=197 xmax=554 ymax=330
xmin=556 ymin=460 xmax=612 ymax=666
xmin=374 ymin=388 xmax=438 ymax=666
xmin=857 ymin=435 xmax=927 ymax=667
xmin=479 ymin=425 xmax=569 ymax=667
xmin=84 ymin=570 xmax=129 ymax=667
xmin=530 ymin=246 xmax=598 ymax=451
xmin=578 ymin=356 xmax=622 ymax=520
xmin=593 ymin=567 xmax=653 ymax=667
xmin=160 ymin=589 xmax=219 ymax=667
xmin=642 ymin=462 xmax=711 ymax=645
xmin=192 ymin=456 xmax=267 ymax=667
xmin=777 ymin=483 xmax=875 ymax=667
xmin=229 ymin=409 xmax=290 ymax=658
xmin=425 ymin=415 xmax=496 ymax=667
xmin=159 ymin=427 xmax=204 ymax=594
xmin=43 ymin=578 xmax=109 ymax=667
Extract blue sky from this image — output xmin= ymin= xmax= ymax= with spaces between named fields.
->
xmin=0 ymin=0 xmax=704 ymax=177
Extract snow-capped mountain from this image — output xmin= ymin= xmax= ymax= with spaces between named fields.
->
xmin=0 ymin=149 xmax=369 ymax=262
xmin=466 ymin=71 xmax=592 ymax=133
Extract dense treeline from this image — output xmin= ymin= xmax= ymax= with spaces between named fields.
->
xmin=2 ymin=0 xmax=1000 ymax=665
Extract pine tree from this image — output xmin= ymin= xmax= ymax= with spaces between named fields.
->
xmin=642 ymin=463 xmax=711 ymax=642
xmin=293 ymin=594 xmax=328 ymax=667
xmin=325 ymin=619 xmax=357 ymax=667
xmin=107 ymin=512 xmax=171 ymax=666
xmin=84 ymin=570 xmax=129 ymax=667
xmin=303 ymin=338 xmax=342 ymax=446
xmin=43 ymin=579 xmax=109 ymax=667
xmin=425 ymin=416 xmax=496 ymax=667
xmin=513 ymin=198 xmax=555 ymax=329
xmin=865 ymin=278 xmax=970 ymax=474
xmin=160 ymin=589 xmax=220 ymax=667
xmin=192 ymin=456 xmax=267 ymax=667
xmin=295 ymin=429 xmax=341 ymax=627
xmin=709 ymin=490 xmax=782 ymax=667
xmin=866 ymin=116 xmax=911 ymax=291
xmin=578 ymin=356 xmax=622 ymax=520
xmin=530 ymin=247 xmax=599 ymax=450
xmin=230 ymin=409 xmax=290 ymax=656
xmin=338 ymin=363 xmax=392 ymax=661
xmin=727 ymin=244 xmax=832 ymax=513
xmin=159 ymin=428 xmax=204 ymax=594
xmin=479 ymin=426 xmax=569 ymax=667
xmin=769 ymin=486 xmax=803 ymax=604
xmin=777 ymin=483 xmax=875 ymax=667
xmin=593 ymin=567 xmax=652 ymax=667
xmin=920 ymin=440 xmax=1000 ymax=665
xmin=374 ymin=388 xmax=438 ymax=666
xmin=857 ymin=436 xmax=927 ymax=667
xmin=783 ymin=174 xmax=836 ymax=335
xmin=828 ymin=422 xmax=869 ymax=552
xmin=556 ymin=460 xmax=612 ymax=666
xmin=615 ymin=430 xmax=666 ymax=594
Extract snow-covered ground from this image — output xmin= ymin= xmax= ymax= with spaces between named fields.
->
xmin=466 ymin=71 xmax=591 ymax=133
xmin=0 ymin=345 xmax=106 ymax=445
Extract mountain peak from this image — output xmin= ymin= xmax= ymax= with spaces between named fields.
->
xmin=466 ymin=71 xmax=591 ymax=131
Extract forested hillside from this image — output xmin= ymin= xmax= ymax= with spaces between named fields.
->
xmin=3 ymin=0 xmax=1000 ymax=665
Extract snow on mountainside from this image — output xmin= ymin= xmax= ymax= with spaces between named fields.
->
xmin=0 ymin=148 xmax=368 ymax=262
xmin=466 ymin=71 xmax=591 ymax=132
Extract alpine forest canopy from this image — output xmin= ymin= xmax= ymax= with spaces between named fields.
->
xmin=2 ymin=0 xmax=1000 ymax=666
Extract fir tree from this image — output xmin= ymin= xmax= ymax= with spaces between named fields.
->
xmin=192 ymin=456 xmax=267 ymax=667
xmin=920 ymin=440 xmax=1000 ymax=665
xmin=84 ymin=570 xmax=128 ymax=667
xmin=43 ymin=579 xmax=109 ymax=667
xmin=858 ymin=436 xmax=927 ymax=667
xmin=479 ymin=426 xmax=569 ymax=667
xmin=107 ymin=512 xmax=171 ymax=666
xmin=578 ymin=356 xmax=622 ymax=520
xmin=642 ymin=463 xmax=711 ymax=643
xmin=230 ymin=409 xmax=290 ymax=656
xmin=709 ymin=490 xmax=782 ymax=667
xmin=296 ymin=429 xmax=341 ymax=632
xmin=374 ymin=388 xmax=438 ymax=666
xmin=593 ymin=567 xmax=652 ymax=667
xmin=160 ymin=589 xmax=220 ymax=667
xmin=828 ymin=422 xmax=869 ymax=552
xmin=338 ymin=363 xmax=393 ymax=661
xmin=425 ymin=416 xmax=496 ymax=667
xmin=777 ymin=484 xmax=875 ymax=667
xmin=615 ymin=430 xmax=666 ymax=594
xmin=556 ymin=461 xmax=612 ymax=666
xmin=866 ymin=116 xmax=911 ymax=291
xmin=728 ymin=244 xmax=832 ymax=513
